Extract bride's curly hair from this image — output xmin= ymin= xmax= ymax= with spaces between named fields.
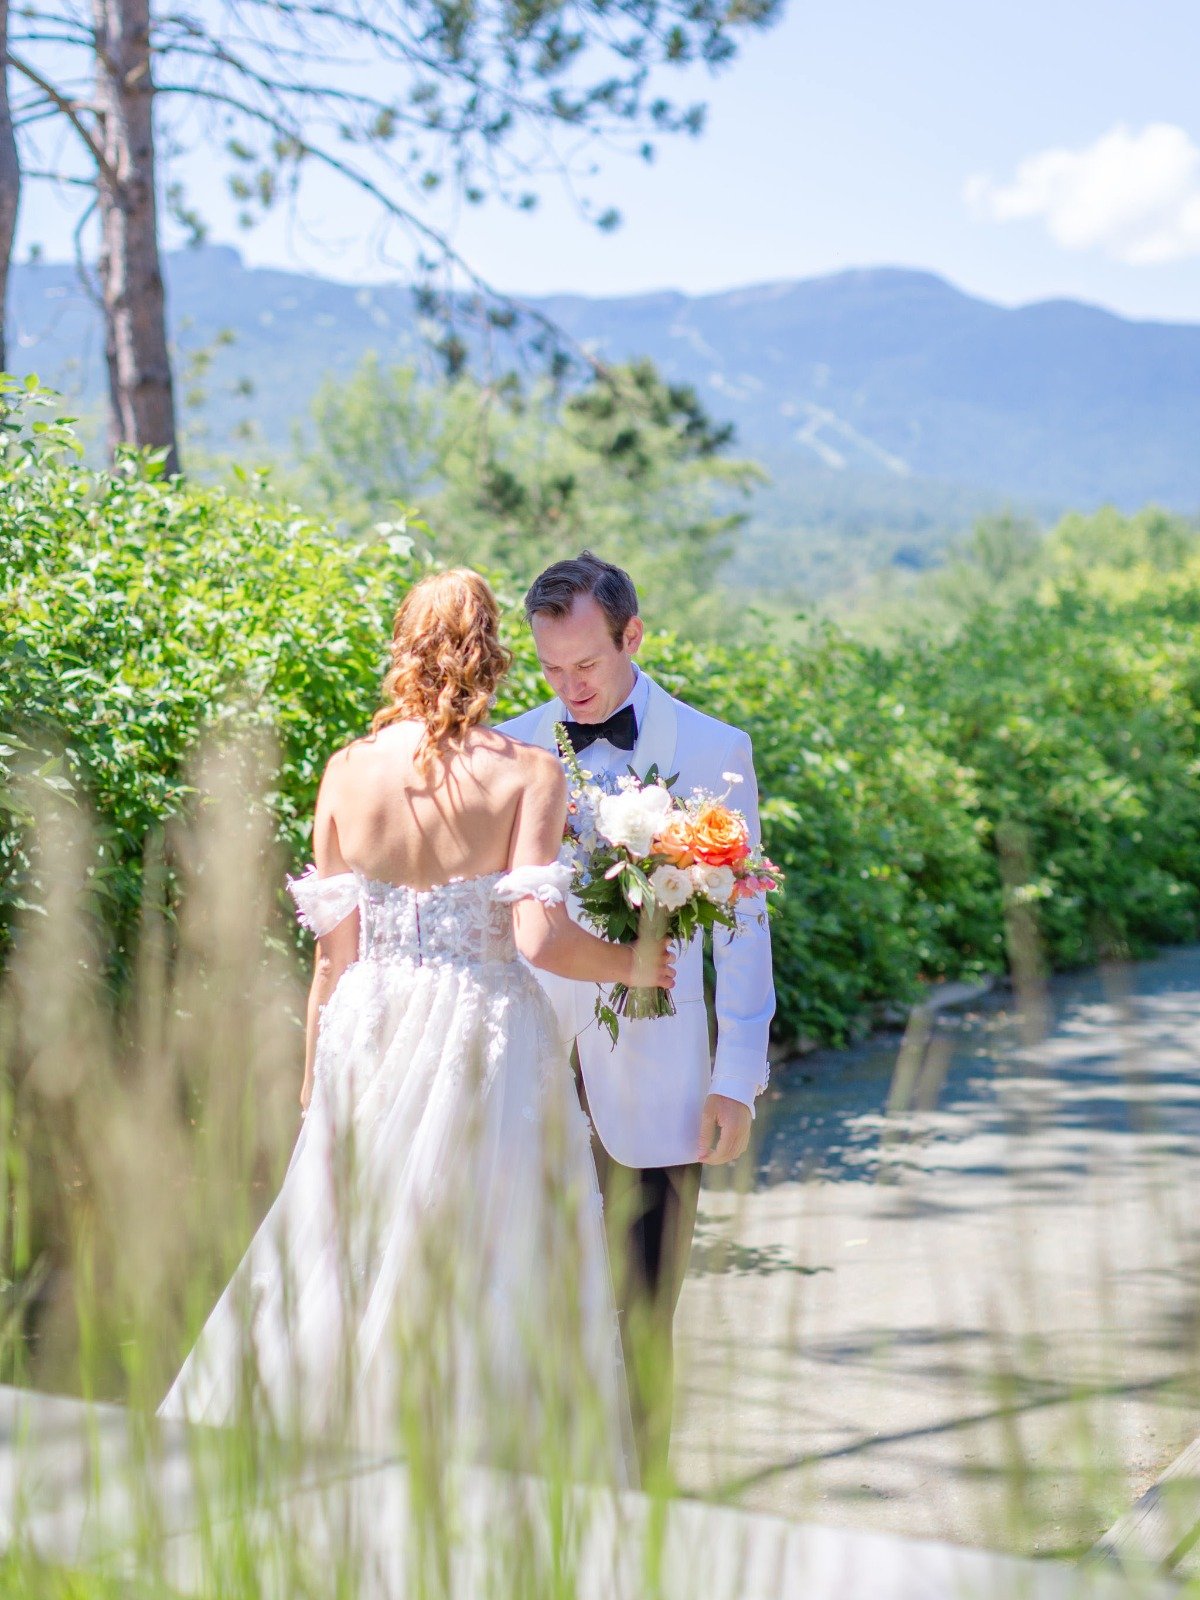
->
xmin=370 ymin=569 xmax=513 ymax=772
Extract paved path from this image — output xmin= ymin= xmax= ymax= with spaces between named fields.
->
xmin=0 ymin=1387 xmax=1163 ymax=1598
xmin=5 ymin=953 xmax=1198 ymax=1592
xmin=674 ymin=947 xmax=1200 ymax=1562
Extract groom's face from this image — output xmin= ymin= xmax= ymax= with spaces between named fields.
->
xmin=531 ymin=595 xmax=643 ymax=723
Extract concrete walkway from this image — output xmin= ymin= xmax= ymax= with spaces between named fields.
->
xmin=674 ymin=948 xmax=1200 ymax=1564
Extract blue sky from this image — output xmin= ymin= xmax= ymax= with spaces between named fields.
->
xmin=19 ymin=0 xmax=1200 ymax=320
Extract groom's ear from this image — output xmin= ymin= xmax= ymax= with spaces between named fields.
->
xmin=624 ymin=616 xmax=645 ymax=656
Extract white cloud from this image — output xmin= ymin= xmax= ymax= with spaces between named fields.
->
xmin=965 ymin=123 xmax=1200 ymax=265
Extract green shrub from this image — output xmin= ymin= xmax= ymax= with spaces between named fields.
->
xmin=7 ymin=387 xmax=1200 ymax=1049
xmin=639 ymin=626 xmax=1001 ymax=1042
xmin=1 ymin=393 xmax=424 ymax=977
xmin=2 ymin=392 xmax=978 ymax=1043
xmin=898 ymin=594 xmax=1200 ymax=967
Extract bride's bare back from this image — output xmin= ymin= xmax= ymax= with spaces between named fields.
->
xmin=315 ymin=720 xmax=554 ymax=890
xmin=292 ymin=569 xmax=673 ymax=1120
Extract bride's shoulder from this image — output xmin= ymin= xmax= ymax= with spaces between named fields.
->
xmin=313 ymin=732 xmax=397 ymax=799
xmin=318 ymin=735 xmax=374 ymax=777
xmin=489 ymin=731 xmax=563 ymax=786
xmin=328 ymin=719 xmax=421 ymax=761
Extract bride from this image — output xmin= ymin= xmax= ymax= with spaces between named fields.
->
xmin=157 ymin=569 xmax=673 ymax=1486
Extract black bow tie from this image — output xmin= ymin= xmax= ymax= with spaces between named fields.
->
xmin=562 ymin=704 xmax=638 ymax=754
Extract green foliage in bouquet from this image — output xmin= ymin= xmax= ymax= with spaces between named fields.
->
xmin=575 ymin=865 xmax=737 ymax=951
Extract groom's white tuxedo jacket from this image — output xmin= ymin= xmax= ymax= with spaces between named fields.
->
xmin=501 ymin=673 xmax=775 ymax=1170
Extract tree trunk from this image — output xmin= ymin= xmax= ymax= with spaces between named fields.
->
xmin=92 ymin=0 xmax=179 ymax=473
xmin=0 ymin=0 xmax=20 ymax=374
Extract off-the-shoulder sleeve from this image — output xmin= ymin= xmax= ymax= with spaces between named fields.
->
xmin=493 ymin=862 xmax=573 ymax=906
xmin=286 ymin=864 xmax=360 ymax=936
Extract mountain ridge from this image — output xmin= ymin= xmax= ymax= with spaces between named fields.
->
xmin=9 ymin=246 xmax=1200 ymax=594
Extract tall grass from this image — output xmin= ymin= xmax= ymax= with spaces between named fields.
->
xmin=0 ymin=733 xmax=1197 ymax=1598
xmin=0 ymin=735 xmax=663 ymax=1597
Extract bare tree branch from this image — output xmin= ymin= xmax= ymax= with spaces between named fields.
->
xmin=152 ymin=76 xmax=606 ymax=379
xmin=4 ymin=49 xmax=116 ymax=183
xmin=72 ymin=192 xmax=100 ymax=307
xmin=21 ymin=164 xmax=94 ymax=182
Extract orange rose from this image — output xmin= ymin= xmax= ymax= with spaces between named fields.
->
xmin=689 ymin=802 xmax=750 ymax=868
xmin=653 ymin=816 xmax=696 ymax=867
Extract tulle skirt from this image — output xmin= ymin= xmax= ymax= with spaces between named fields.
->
xmin=158 ymin=954 xmax=635 ymax=1486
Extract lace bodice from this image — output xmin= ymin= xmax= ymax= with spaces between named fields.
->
xmin=286 ymin=862 xmax=571 ymax=969
xmin=358 ymin=872 xmax=514 ymax=966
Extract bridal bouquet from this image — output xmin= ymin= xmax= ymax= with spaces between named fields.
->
xmin=556 ymin=724 xmax=783 ymax=1042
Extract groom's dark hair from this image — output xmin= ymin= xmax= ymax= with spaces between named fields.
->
xmin=524 ymin=552 xmax=639 ymax=648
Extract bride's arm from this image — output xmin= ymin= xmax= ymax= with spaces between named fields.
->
xmin=508 ymin=749 xmax=675 ymax=990
xmin=300 ymin=764 xmax=360 ymax=1111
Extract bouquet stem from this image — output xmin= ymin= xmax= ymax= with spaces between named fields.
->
xmin=609 ymin=903 xmax=676 ymax=1021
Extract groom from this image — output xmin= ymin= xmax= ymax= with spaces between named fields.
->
xmin=502 ymin=551 xmax=775 ymax=1480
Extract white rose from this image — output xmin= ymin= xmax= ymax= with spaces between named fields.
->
xmin=692 ymin=863 xmax=736 ymax=904
xmin=597 ymin=784 xmax=674 ymax=858
xmin=648 ymin=864 xmax=694 ymax=913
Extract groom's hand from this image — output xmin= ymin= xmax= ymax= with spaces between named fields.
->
xmin=698 ymin=1093 xmax=751 ymax=1165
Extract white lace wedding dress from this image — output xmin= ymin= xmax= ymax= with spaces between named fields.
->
xmin=158 ymin=862 xmax=635 ymax=1486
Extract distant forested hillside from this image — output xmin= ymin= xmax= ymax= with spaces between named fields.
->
xmin=10 ymin=247 xmax=1200 ymax=594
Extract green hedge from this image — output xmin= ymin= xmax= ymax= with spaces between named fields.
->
xmin=896 ymin=593 xmax=1200 ymax=967
xmin=637 ymin=628 xmax=1001 ymax=1042
xmin=6 ymin=402 xmax=1200 ymax=1046
xmin=2 ymin=429 xmax=421 ymax=975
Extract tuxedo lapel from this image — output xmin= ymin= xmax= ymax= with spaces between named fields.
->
xmin=631 ymin=675 xmax=679 ymax=782
xmin=531 ymin=696 xmax=567 ymax=751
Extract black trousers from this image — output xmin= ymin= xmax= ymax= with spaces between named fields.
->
xmin=575 ymin=1063 xmax=701 ymax=1483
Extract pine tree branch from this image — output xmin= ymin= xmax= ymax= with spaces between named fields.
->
xmin=3 ymin=50 xmax=117 ymax=185
xmin=153 ymin=78 xmax=607 ymax=379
